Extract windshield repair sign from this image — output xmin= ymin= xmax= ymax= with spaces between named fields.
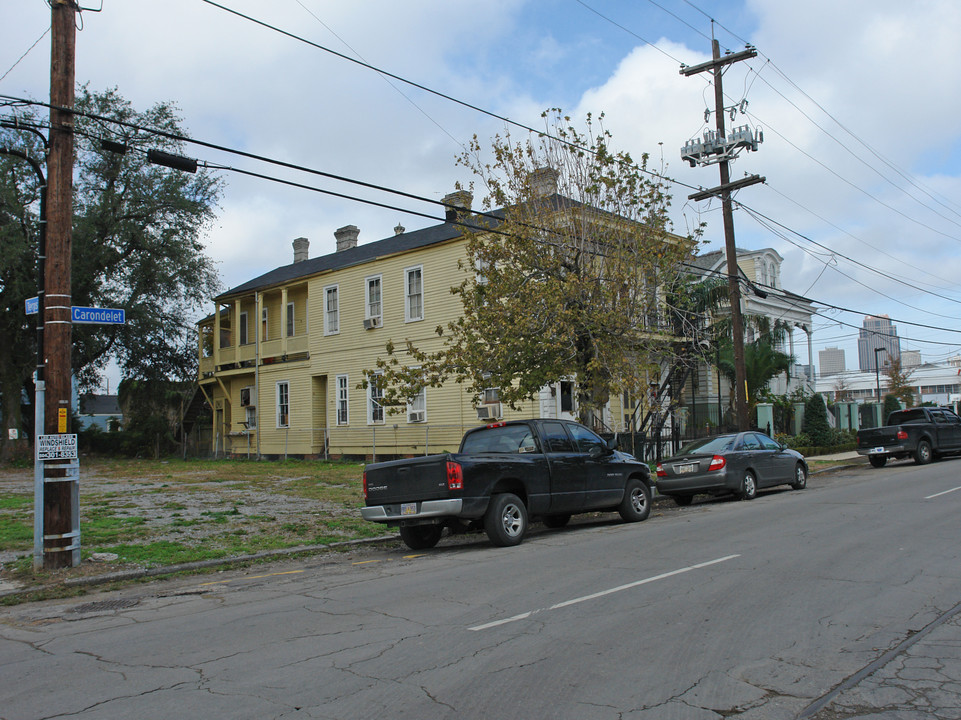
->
xmin=37 ymin=434 xmax=78 ymax=460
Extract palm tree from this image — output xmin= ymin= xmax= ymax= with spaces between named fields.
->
xmin=716 ymin=317 xmax=794 ymax=413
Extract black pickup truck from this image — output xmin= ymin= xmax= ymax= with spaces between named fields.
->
xmin=361 ymin=418 xmax=653 ymax=549
xmin=856 ymin=407 xmax=961 ymax=468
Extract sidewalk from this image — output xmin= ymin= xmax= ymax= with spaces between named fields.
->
xmin=808 ymin=449 xmax=862 ymax=463
xmin=801 ymin=601 xmax=961 ymax=719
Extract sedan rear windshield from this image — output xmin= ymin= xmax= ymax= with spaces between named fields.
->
xmin=461 ymin=424 xmax=539 ymax=454
xmin=675 ymin=435 xmax=736 ymax=456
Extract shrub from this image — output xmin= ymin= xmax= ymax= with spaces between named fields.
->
xmin=883 ymin=394 xmax=902 ymax=421
xmin=801 ymin=393 xmax=833 ymax=447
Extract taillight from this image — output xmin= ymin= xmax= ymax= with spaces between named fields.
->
xmin=897 ymin=430 xmax=908 ymax=440
xmin=656 ymin=463 xmax=666 ymax=478
xmin=447 ymin=461 xmax=463 ymax=490
xmin=709 ymin=455 xmax=726 ymax=471
xmin=362 ymin=471 xmax=368 ymax=500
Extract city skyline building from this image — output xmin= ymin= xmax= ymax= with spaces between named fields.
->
xmin=818 ymin=346 xmax=846 ymax=377
xmin=857 ymin=314 xmax=901 ymax=372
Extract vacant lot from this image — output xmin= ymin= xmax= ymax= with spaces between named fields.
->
xmin=0 ymin=457 xmax=385 ymax=580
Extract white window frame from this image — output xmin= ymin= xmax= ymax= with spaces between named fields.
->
xmin=365 ymin=275 xmax=382 ymax=322
xmin=405 ymin=265 xmax=424 ymax=322
xmin=245 ymin=405 xmax=257 ymax=429
xmin=367 ymin=370 xmax=385 ymax=425
xmin=276 ymin=381 xmax=290 ymax=428
xmin=286 ymin=301 xmax=295 ymax=337
xmin=336 ymin=374 xmax=349 ymax=426
xmin=262 ymin=307 xmax=269 ymax=342
xmin=324 ymin=285 xmax=339 ymax=335
xmin=407 ymin=386 xmax=426 ymax=423
xmin=239 ymin=311 xmax=249 ymax=345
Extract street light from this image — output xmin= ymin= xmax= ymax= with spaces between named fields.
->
xmin=874 ymin=347 xmax=887 ymax=402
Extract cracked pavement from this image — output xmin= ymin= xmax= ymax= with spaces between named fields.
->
xmin=1 ymin=463 xmax=960 ymax=719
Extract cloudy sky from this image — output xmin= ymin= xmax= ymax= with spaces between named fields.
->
xmin=3 ymin=0 xmax=960 ymax=381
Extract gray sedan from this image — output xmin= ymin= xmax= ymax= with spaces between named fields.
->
xmin=656 ymin=432 xmax=807 ymax=506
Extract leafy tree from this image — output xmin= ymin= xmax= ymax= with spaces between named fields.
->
xmin=881 ymin=357 xmax=915 ymax=407
xmin=883 ymin=393 xmax=902 ymax=420
xmin=373 ymin=110 xmax=696 ymax=417
xmin=0 ymin=87 xmax=222 ymax=460
xmin=801 ymin=392 xmax=833 ymax=447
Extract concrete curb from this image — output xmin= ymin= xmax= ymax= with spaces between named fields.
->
xmin=0 ymin=535 xmax=397 ymax=600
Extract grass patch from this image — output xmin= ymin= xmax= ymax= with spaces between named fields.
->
xmin=0 ymin=495 xmax=33 ymax=510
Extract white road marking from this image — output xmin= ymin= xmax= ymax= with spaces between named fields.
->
xmin=925 ymin=486 xmax=961 ymax=499
xmin=468 ymin=554 xmax=740 ymax=631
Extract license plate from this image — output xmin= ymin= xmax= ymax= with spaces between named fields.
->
xmin=401 ymin=502 xmax=417 ymax=516
xmin=676 ymin=463 xmax=697 ymax=474
xmin=870 ymin=447 xmax=885 ymax=454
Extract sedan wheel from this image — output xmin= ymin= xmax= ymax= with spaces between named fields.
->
xmin=791 ymin=463 xmax=807 ymax=490
xmin=740 ymin=471 xmax=757 ymax=501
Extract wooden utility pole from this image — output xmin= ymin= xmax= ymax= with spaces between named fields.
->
xmin=43 ymin=0 xmax=78 ymax=568
xmin=680 ymin=41 xmax=762 ymax=432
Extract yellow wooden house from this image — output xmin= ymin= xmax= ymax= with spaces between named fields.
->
xmin=196 ymin=183 xmax=674 ymax=459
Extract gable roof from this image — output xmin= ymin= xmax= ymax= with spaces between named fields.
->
xmin=219 ymin=219 xmax=467 ymax=300
xmin=217 ymin=192 xmax=686 ymax=301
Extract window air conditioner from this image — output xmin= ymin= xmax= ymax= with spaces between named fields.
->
xmin=476 ymin=403 xmax=502 ymax=420
xmin=363 ymin=317 xmax=381 ymax=330
xmin=408 ymin=410 xmax=426 ymax=423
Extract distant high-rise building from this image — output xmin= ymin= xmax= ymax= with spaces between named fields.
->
xmin=901 ymin=350 xmax=922 ymax=367
xmin=818 ymin=347 xmax=846 ymax=376
xmin=858 ymin=315 xmax=900 ymax=371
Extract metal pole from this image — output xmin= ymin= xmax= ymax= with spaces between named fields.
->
xmin=32 ymin=379 xmax=44 ymax=570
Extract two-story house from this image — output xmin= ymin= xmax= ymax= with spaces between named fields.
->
xmin=196 ymin=176 xmax=684 ymax=459
xmin=681 ymin=247 xmax=816 ymax=430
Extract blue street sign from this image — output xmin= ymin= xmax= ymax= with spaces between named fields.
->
xmin=25 ymin=296 xmax=38 ymax=315
xmin=71 ymin=306 xmax=126 ymax=325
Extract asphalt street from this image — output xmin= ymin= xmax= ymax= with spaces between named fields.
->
xmin=1 ymin=457 xmax=960 ymax=719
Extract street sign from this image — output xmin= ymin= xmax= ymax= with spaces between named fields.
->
xmin=36 ymin=434 xmax=78 ymax=460
xmin=71 ymin=306 xmax=125 ymax=324
xmin=25 ymin=296 xmax=38 ymax=314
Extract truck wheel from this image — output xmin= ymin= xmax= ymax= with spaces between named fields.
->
xmin=484 ymin=493 xmax=528 ymax=547
xmin=791 ymin=463 xmax=807 ymax=490
xmin=869 ymin=455 xmax=887 ymax=468
xmin=914 ymin=440 xmax=932 ymax=465
xmin=618 ymin=479 xmax=651 ymax=522
xmin=739 ymin=471 xmax=757 ymax=500
xmin=542 ymin=514 xmax=571 ymax=529
xmin=399 ymin=525 xmax=443 ymax=550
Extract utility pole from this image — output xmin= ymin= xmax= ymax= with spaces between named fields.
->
xmin=43 ymin=0 xmax=79 ymax=569
xmin=680 ymin=41 xmax=764 ymax=432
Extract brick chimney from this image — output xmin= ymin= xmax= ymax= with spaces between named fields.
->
xmin=531 ymin=167 xmax=559 ymax=198
xmin=292 ymin=236 xmax=309 ymax=263
xmin=442 ymin=190 xmax=472 ymax=222
xmin=335 ymin=225 xmax=359 ymax=252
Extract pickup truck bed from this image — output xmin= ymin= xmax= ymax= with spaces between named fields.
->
xmin=362 ymin=419 xmax=653 ymax=549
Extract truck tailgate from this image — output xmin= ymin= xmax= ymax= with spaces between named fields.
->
xmin=857 ymin=427 xmax=900 ymax=448
xmin=364 ymin=454 xmax=451 ymax=506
